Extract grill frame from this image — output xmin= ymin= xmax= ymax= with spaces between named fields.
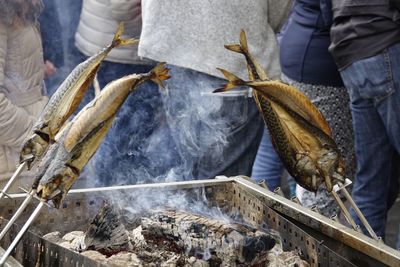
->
xmin=0 ymin=176 xmax=398 ymax=267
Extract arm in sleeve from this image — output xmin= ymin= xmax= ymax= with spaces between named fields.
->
xmin=0 ymin=23 xmax=36 ymax=149
xmin=267 ymin=0 xmax=293 ymax=33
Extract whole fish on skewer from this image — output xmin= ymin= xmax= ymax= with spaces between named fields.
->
xmin=34 ymin=63 xmax=170 ymax=208
xmin=217 ymin=31 xmax=379 ymax=239
xmin=214 ymin=31 xmax=345 ymax=193
xmin=19 ymin=23 xmax=138 ymax=169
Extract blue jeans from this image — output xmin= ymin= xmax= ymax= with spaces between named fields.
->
xmin=340 ymin=42 xmax=400 ymax=239
xmin=251 ymin=127 xmax=284 ymax=190
xmin=251 ymin=127 xmax=297 ymax=195
xmin=161 ymin=65 xmax=263 ymax=181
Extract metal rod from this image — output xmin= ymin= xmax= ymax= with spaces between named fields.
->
xmin=330 ymin=190 xmax=358 ymax=230
xmin=0 ymin=162 xmax=26 ymax=200
xmin=0 ymin=201 xmax=44 ymax=266
xmin=290 ymin=196 xmax=301 ymax=205
xmin=310 ymin=205 xmax=320 ymax=214
xmin=0 ymin=190 xmax=34 ymax=241
xmin=330 ymin=214 xmax=339 ymax=222
xmin=338 ymin=183 xmax=379 ymax=240
xmin=273 ymin=187 xmax=285 ymax=197
xmin=257 ymin=179 xmax=269 ymax=189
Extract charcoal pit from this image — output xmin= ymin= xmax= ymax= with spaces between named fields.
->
xmin=0 ymin=176 xmax=399 ymax=267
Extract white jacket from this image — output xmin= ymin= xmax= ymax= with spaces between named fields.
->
xmin=75 ymin=0 xmax=146 ymax=64
xmin=0 ymin=21 xmax=47 ymax=186
xmin=139 ymin=0 xmax=292 ymax=80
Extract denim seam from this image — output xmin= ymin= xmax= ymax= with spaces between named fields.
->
xmin=374 ymin=50 xmax=395 ymax=105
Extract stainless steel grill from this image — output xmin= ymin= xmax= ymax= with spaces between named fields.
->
xmin=0 ymin=176 xmax=399 ymax=267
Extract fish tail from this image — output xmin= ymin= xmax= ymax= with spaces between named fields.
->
xmin=239 ymin=29 xmax=250 ymax=54
xmin=224 ymin=29 xmax=250 ymax=55
xmin=111 ymin=22 xmax=139 ymax=48
xmin=149 ymin=62 xmax=170 ymax=89
xmin=213 ymin=68 xmax=246 ymax=93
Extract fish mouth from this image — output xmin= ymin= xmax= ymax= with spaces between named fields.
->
xmin=36 ymin=185 xmax=63 ymax=208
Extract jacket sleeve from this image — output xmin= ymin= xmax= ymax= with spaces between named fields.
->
xmin=109 ymin=0 xmax=141 ymax=22
xmin=267 ymin=0 xmax=293 ymax=33
xmin=0 ymin=23 xmax=36 ymax=149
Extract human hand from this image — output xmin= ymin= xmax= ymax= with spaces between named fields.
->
xmin=44 ymin=60 xmax=57 ymax=78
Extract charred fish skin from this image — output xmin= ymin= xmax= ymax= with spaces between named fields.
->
xmin=19 ymin=23 xmax=138 ymax=169
xmin=254 ymin=93 xmax=323 ymax=191
xmin=36 ymin=118 xmax=112 ymax=208
xmin=36 ymin=63 xmax=170 ymax=207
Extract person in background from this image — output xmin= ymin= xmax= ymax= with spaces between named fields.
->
xmin=39 ymin=0 xmax=64 ymax=94
xmin=73 ymin=0 xmax=163 ymax=186
xmin=280 ymin=0 xmax=355 ymax=216
xmin=138 ymin=0 xmax=292 ymax=182
xmin=329 ymin=0 xmax=400 ymax=239
xmin=0 ymin=0 xmax=48 ymax=192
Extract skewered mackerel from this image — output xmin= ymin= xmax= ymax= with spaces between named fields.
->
xmin=214 ymin=31 xmax=345 ymax=193
xmin=19 ymin=23 xmax=138 ymax=169
xmin=34 ymin=63 xmax=170 ymax=207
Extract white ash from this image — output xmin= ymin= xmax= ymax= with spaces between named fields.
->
xmin=45 ymin=210 xmax=309 ymax=267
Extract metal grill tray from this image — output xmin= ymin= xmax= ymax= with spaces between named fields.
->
xmin=0 ymin=176 xmax=399 ymax=267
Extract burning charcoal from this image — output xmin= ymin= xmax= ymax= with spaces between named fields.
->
xmin=42 ymin=231 xmax=62 ymax=243
xmin=80 ymin=250 xmax=107 ymax=262
xmin=62 ymin=231 xmax=84 ymax=242
xmin=267 ymin=250 xmax=310 ymax=267
xmin=105 ymin=252 xmax=141 ymax=267
xmin=141 ymin=210 xmax=277 ymax=266
xmin=84 ymin=203 xmax=131 ymax=256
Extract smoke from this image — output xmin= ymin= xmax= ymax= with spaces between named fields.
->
xmin=41 ymin=1 xmax=261 ymax=231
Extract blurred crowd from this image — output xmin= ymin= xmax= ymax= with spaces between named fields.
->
xmin=0 ymin=0 xmax=399 ymax=249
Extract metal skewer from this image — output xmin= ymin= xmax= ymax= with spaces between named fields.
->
xmin=0 ymin=201 xmax=44 ymax=266
xmin=330 ymin=190 xmax=358 ymax=230
xmin=0 ymin=190 xmax=35 ymax=241
xmin=0 ymin=162 xmax=27 ymax=200
xmin=335 ymin=182 xmax=379 ymax=240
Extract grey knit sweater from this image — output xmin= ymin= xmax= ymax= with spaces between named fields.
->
xmin=138 ymin=0 xmax=292 ymax=80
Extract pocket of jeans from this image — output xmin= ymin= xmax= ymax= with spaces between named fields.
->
xmin=341 ymin=51 xmax=395 ymax=102
xmin=218 ymin=95 xmax=249 ymax=132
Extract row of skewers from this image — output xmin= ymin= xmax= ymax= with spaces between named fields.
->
xmin=0 ymin=25 xmax=378 ymax=265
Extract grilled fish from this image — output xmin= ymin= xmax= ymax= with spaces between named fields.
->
xmin=34 ymin=63 xmax=170 ymax=207
xmin=20 ymin=23 xmax=138 ymax=169
xmin=224 ymin=31 xmax=331 ymax=137
xmin=214 ymin=31 xmax=345 ymax=192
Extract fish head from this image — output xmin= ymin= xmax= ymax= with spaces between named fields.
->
xmin=316 ymin=146 xmax=345 ymax=192
xmin=294 ymin=153 xmax=324 ymax=191
xmin=36 ymin=165 xmax=78 ymax=208
xmin=19 ymin=133 xmax=49 ymax=169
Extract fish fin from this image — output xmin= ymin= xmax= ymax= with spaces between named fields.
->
xmin=224 ymin=30 xmax=249 ymax=54
xmin=239 ymin=29 xmax=250 ymax=54
xmin=149 ymin=62 xmax=170 ymax=89
xmin=111 ymin=22 xmax=139 ymax=48
xmin=213 ymin=68 xmax=246 ymax=93
xmin=224 ymin=44 xmax=243 ymax=53
xmin=324 ymin=176 xmax=333 ymax=192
